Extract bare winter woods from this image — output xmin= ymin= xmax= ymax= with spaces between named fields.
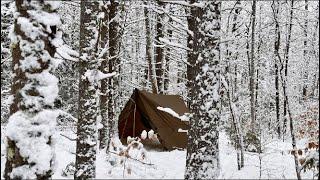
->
xmin=1 ymin=0 xmax=319 ymax=179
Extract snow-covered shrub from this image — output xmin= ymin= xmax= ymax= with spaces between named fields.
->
xmin=107 ymin=137 xmax=151 ymax=176
xmin=225 ymin=123 xmax=237 ymax=147
xmin=61 ymin=162 xmax=75 ymax=177
xmin=244 ymin=131 xmax=261 ymax=153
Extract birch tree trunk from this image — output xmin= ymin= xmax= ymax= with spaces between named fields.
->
xmin=5 ymin=0 xmax=61 ymax=179
xmin=185 ymin=1 xmax=221 ymax=179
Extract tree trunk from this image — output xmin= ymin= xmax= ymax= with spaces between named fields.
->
xmin=302 ymin=0 xmax=309 ymax=99
xmin=5 ymin=0 xmax=60 ymax=179
xmin=185 ymin=1 xmax=221 ymax=179
xmin=226 ymin=76 xmax=245 ymax=170
xmin=283 ymin=0 xmax=294 ymax=140
xmin=99 ymin=3 xmax=110 ymax=150
xmin=107 ymin=0 xmax=120 ymax=145
xmin=225 ymin=0 xmax=244 ymax=170
xmin=164 ymin=4 xmax=173 ymax=93
xmin=155 ymin=0 xmax=165 ymax=94
xmin=272 ymin=0 xmax=281 ymax=139
xmin=186 ymin=0 xmax=199 ymax=108
xmin=144 ymin=1 xmax=158 ymax=94
xmin=280 ymin=71 xmax=302 ymax=180
xmin=75 ymin=1 xmax=100 ymax=178
xmin=249 ymin=0 xmax=257 ymax=132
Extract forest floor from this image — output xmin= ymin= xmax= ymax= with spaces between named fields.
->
xmin=0 ymin=126 xmax=315 ymax=179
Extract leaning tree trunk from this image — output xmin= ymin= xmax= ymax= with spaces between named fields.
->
xmin=5 ymin=0 xmax=61 ymax=179
xmin=282 ymin=0 xmax=294 ymax=140
xmin=185 ymin=1 xmax=221 ymax=179
xmin=280 ymin=69 xmax=302 ymax=180
xmin=75 ymin=1 xmax=100 ymax=179
xmin=226 ymin=0 xmax=244 ymax=170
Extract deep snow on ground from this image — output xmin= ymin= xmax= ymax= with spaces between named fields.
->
xmin=0 ymin=126 xmax=316 ymax=179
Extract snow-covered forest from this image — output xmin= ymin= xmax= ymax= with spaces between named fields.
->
xmin=1 ymin=0 xmax=319 ymax=179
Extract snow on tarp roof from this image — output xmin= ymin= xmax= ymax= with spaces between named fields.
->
xmin=157 ymin=107 xmax=189 ymax=122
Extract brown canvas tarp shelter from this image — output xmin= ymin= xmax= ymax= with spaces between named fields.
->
xmin=118 ymin=89 xmax=189 ymax=150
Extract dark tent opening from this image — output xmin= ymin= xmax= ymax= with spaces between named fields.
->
xmin=119 ymin=106 xmax=152 ymax=140
xmin=118 ymin=89 xmax=189 ymax=150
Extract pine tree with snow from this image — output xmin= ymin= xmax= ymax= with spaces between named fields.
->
xmin=4 ymin=0 xmax=62 ymax=179
xmin=185 ymin=1 xmax=221 ymax=179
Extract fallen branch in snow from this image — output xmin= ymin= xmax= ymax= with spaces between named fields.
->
xmin=56 ymin=110 xmax=78 ymax=122
xmin=107 ymin=150 xmax=154 ymax=166
xmin=60 ymin=133 xmax=76 ymax=141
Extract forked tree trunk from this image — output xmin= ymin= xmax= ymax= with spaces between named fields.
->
xmin=283 ymin=0 xmax=294 ymax=140
xmin=272 ymin=0 xmax=281 ymax=139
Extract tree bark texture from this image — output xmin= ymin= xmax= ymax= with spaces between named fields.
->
xmin=144 ymin=1 xmax=158 ymax=94
xmin=249 ymin=0 xmax=257 ymax=132
xmin=75 ymin=1 xmax=100 ymax=179
xmin=185 ymin=1 xmax=221 ymax=179
xmin=5 ymin=0 xmax=60 ymax=179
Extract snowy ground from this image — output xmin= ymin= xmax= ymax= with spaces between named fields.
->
xmin=1 ymin=126 xmax=315 ymax=179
